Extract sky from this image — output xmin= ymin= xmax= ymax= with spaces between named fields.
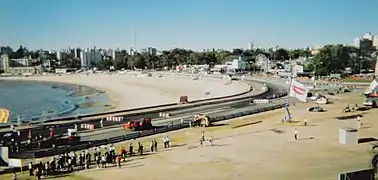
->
xmin=1 ymin=0 xmax=378 ymax=51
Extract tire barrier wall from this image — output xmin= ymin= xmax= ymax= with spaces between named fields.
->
xmin=9 ymin=103 xmax=286 ymax=159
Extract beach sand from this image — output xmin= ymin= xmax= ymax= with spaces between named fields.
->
xmin=0 ymin=73 xmax=250 ymax=111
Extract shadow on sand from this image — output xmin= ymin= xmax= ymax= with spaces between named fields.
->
xmin=335 ymin=114 xmax=364 ymax=120
xmin=358 ymin=137 xmax=378 ymax=144
xmin=232 ymin=121 xmax=262 ymax=129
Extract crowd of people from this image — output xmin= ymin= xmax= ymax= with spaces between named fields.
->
xmin=22 ymin=137 xmax=170 ymax=179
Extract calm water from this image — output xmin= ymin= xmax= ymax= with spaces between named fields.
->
xmin=0 ymin=80 xmax=112 ymax=124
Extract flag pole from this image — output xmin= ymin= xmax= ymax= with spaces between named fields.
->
xmin=285 ymin=58 xmax=293 ymax=121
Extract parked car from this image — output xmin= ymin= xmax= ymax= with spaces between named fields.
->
xmin=307 ymin=106 xmax=324 ymax=112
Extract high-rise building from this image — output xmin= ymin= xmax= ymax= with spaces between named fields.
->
xmin=0 ymin=54 xmax=9 ymax=71
xmin=248 ymin=42 xmax=254 ymax=50
xmin=80 ymin=51 xmax=87 ymax=68
xmin=56 ymin=51 xmax=61 ymax=60
xmin=112 ymin=49 xmax=116 ymax=60
xmin=80 ymin=48 xmax=102 ymax=68
xmin=353 ymin=32 xmax=375 ymax=49
xmin=373 ymin=36 xmax=378 ymax=49
xmin=147 ymin=47 xmax=157 ymax=56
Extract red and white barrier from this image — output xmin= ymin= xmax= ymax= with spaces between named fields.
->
xmin=81 ymin=123 xmax=94 ymax=130
xmin=106 ymin=116 xmax=124 ymax=122
xmin=159 ymin=112 xmax=171 ymax=118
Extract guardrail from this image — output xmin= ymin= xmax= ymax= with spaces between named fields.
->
xmin=8 ymin=100 xmax=287 ymax=159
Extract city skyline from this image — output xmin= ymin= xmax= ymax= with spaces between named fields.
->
xmin=1 ymin=0 xmax=378 ymax=51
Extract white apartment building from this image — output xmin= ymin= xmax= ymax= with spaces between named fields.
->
xmin=373 ymin=36 xmax=378 ymax=48
xmin=56 ymin=51 xmax=61 ymax=60
xmin=0 ymin=54 xmax=9 ymax=71
xmin=353 ymin=32 xmax=376 ymax=48
xmin=248 ymin=42 xmax=254 ymax=50
xmin=11 ymin=58 xmax=30 ymax=67
xmin=80 ymin=48 xmax=102 ymax=68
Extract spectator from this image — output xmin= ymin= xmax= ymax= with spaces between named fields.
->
xmin=28 ymin=162 xmax=33 ymax=176
xmin=154 ymin=140 xmax=158 ymax=152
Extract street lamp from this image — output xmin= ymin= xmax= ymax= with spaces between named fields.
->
xmin=313 ymin=62 xmax=323 ymax=84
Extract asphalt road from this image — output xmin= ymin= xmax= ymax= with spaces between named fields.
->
xmin=80 ymin=100 xmax=286 ymax=141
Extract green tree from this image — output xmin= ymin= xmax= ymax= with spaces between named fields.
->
xmin=274 ymin=48 xmax=289 ymax=61
xmin=307 ymin=45 xmax=355 ymax=75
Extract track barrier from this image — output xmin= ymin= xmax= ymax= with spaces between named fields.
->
xmin=106 ymin=116 xmax=124 ymax=122
xmin=80 ymin=124 xmax=94 ymax=130
xmin=158 ymin=112 xmax=171 ymax=118
xmin=253 ymin=99 xmax=272 ymax=104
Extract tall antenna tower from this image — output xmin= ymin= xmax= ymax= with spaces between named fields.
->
xmin=132 ymin=27 xmax=137 ymax=52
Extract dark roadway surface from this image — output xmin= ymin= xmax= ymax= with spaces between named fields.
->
xmin=80 ymin=99 xmax=286 ymax=141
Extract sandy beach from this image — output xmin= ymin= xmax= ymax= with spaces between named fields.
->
xmin=0 ymin=73 xmax=250 ymax=111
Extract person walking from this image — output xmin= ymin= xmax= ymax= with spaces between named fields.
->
xmin=209 ymin=136 xmax=213 ymax=146
xmin=116 ymin=155 xmax=121 ymax=168
xmin=303 ymin=119 xmax=308 ymax=126
xmin=294 ymin=128 xmax=298 ymax=140
xmin=200 ymin=131 xmax=205 ymax=145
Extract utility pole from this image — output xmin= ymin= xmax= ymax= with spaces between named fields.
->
xmin=132 ymin=27 xmax=137 ymax=53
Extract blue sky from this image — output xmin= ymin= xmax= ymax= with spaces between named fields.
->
xmin=1 ymin=0 xmax=377 ymax=51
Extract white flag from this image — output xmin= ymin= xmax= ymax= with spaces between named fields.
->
xmin=368 ymin=79 xmax=378 ymax=93
xmin=289 ymin=79 xmax=309 ymax=102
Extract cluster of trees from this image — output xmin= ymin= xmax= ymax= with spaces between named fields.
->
xmin=308 ymin=45 xmax=377 ymax=75
xmin=98 ymin=47 xmax=312 ymax=71
xmin=1 ymin=44 xmax=377 ymax=76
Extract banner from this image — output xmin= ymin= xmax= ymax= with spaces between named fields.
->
xmin=289 ymin=80 xmax=309 ymax=102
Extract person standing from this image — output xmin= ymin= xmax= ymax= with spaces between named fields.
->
xmin=209 ymin=136 xmax=213 ymax=146
xmin=162 ymin=137 xmax=167 ymax=148
xmin=303 ymin=119 xmax=308 ymax=126
xmin=154 ymin=140 xmax=158 ymax=152
xmin=138 ymin=142 xmax=144 ymax=155
xmin=128 ymin=143 xmax=133 ymax=156
xmin=28 ymin=162 xmax=33 ymax=176
xmin=120 ymin=146 xmax=126 ymax=160
xmin=150 ymin=141 xmax=155 ymax=152
xmin=294 ymin=128 xmax=298 ymax=140
xmin=165 ymin=136 xmax=170 ymax=148
xmin=100 ymin=118 xmax=104 ymax=128
xmin=12 ymin=172 xmax=17 ymax=180
xmin=357 ymin=116 xmax=363 ymax=129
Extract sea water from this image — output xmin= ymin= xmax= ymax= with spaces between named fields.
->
xmin=0 ymin=80 xmax=112 ymax=124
